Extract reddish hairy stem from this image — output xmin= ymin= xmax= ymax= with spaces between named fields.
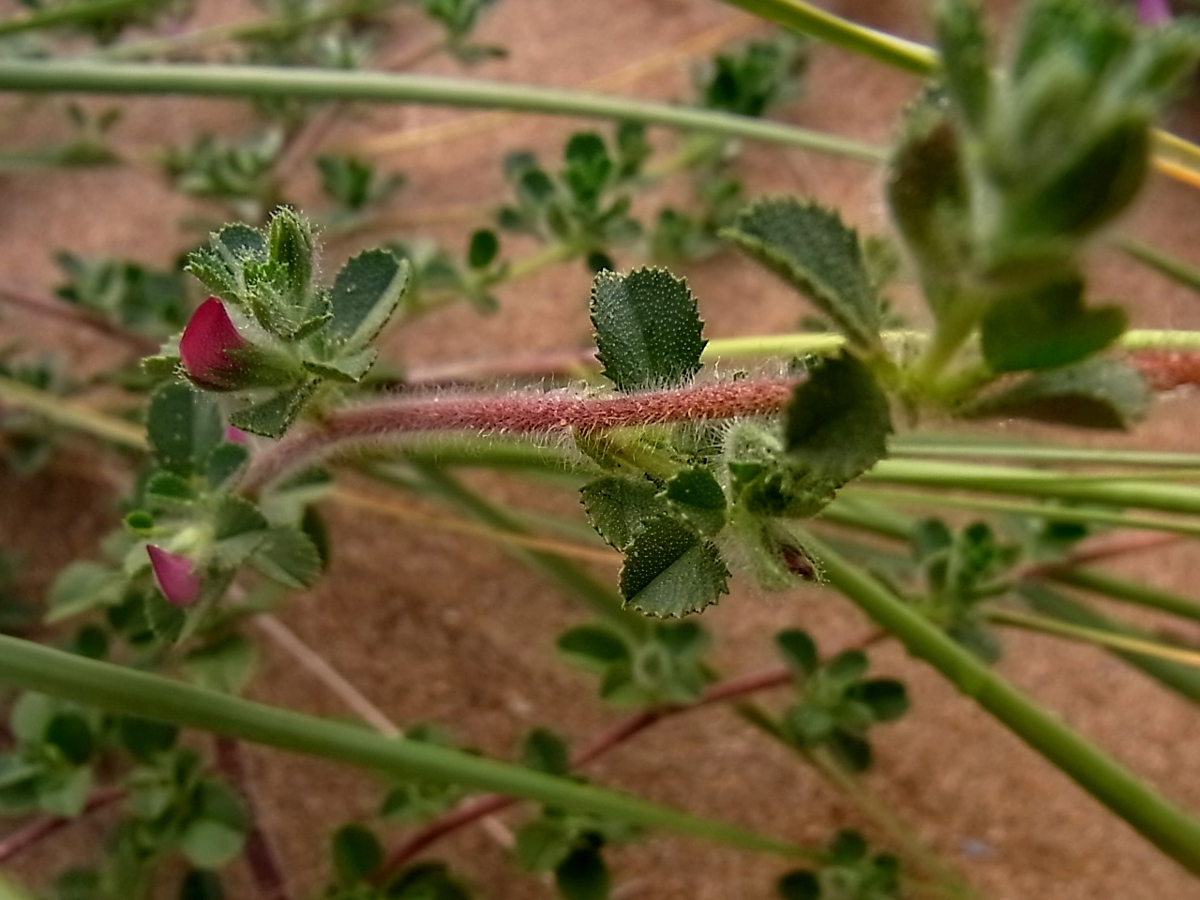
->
xmin=213 ymin=735 xmax=291 ymax=900
xmin=241 ymin=377 xmax=799 ymax=493
xmin=1129 ymin=349 xmax=1200 ymax=391
xmin=1016 ymin=531 xmax=1181 ymax=582
xmin=0 ymin=282 xmax=158 ymax=354
xmin=0 ymin=785 xmax=125 ymax=864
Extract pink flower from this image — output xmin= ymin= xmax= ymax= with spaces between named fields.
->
xmin=224 ymin=426 xmax=249 ymax=445
xmin=147 ymin=546 xmax=201 ymax=607
xmin=1138 ymin=0 xmax=1171 ymax=24
xmin=180 ymin=298 xmax=249 ymax=391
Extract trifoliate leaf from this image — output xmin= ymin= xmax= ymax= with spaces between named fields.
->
xmin=326 ymin=249 xmax=410 ymax=352
xmin=721 ymin=198 xmax=881 ymax=349
xmin=785 ymin=353 xmax=892 ymax=486
xmin=618 ymin=515 xmax=729 ymax=617
xmin=185 ymin=223 xmax=267 ymax=303
xmin=961 ymin=357 xmax=1149 ymax=428
xmin=147 ymin=383 xmax=223 ymax=477
xmin=980 ymin=277 xmax=1126 ymax=373
xmin=580 ymin=475 xmax=668 ymax=551
xmin=663 ymin=467 xmax=727 ymax=535
xmin=590 ymin=268 xmax=707 ymax=393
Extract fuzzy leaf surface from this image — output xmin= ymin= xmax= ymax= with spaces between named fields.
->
xmin=147 ymin=383 xmax=223 ymax=477
xmin=618 ymin=515 xmax=729 ymax=617
xmin=722 ymin=198 xmax=880 ymax=348
xmin=580 ymin=476 xmax=668 ymax=551
xmin=326 ymin=250 xmax=410 ymax=352
xmin=590 ymin=268 xmax=706 ymax=393
xmin=663 ymin=467 xmax=727 ymax=535
xmin=963 ymin=358 xmax=1149 ymax=428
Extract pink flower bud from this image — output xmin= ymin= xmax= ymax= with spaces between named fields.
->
xmin=224 ymin=426 xmax=249 ymax=445
xmin=147 ymin=545 xmax=201 ymax=607
xmin=180 ymin=298 xmax=249 ymax=391
xmin=1138 ymin=0 xmax=1171 ymax=24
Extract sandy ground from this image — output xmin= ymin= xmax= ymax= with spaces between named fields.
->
xmin=2 ymin=0 xmax=1200 ymax=897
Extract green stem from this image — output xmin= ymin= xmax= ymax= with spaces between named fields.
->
xmin=890 ymin=437 xmax=1200 ymax=470
xmin=0 ymin=0 xmax=153 ymax=36
xmin=0 ymin=61 xmax=887 ymax=162
xmin=0 ymin=635 xmax=803 ymax=858
xmin=1116 ymin=236 xmax=1200 ymax=295
xmin=716 ymin=0 xmax=936 ymax=76
xmin=1050 ymin=568 xmax=1200 ymax=626
xmin=0 ymin=375 xmax=146 ymax=450
xmin=842 ymin=485 xmax=1200 ymax=540
xmin=987 ymin=607 xmax=1200 ymax=668
xmin=794 ymin=528 xmax=1200 ymax=875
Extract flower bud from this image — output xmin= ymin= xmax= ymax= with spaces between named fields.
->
xmin=180 ymin=298 xmax=250 ymax=391
xmin=147 ymin=545 xmax=201 ymax=607
xmin=1138 ymin=0 xmax=1171 ymax=25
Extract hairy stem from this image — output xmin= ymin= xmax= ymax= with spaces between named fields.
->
xmin=240 ymin=376 xmax=798 ymax=492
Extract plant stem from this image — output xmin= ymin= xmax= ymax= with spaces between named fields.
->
xmin=889 ymin=437 xmax=1200 ymax=470
xmin=0 ymin=785 xmax=124 ymax=864
xmin=0 ymin=281 xmax=158 ymax=353
xmin=0 ymin=0 xmax=153 ymax=36
xmin=213 ymin=735 xmax=291 ymax=900
xmin=240 ymin=376 xmax=798 ymax=492
xmin=0 ymin=375 xmax=147 ymax=450
xmin=1050 ymin=568 xmax=1200 ymax=626
xmin=794 ymin=528 xmax=1200 ymax=876
xmin=1116 ymin=235 xmax=1200 ymax=295
xmin=0 ymin=634 xmax=808 ymax=859
xmin=376 ymin=661 xmax=805 ymax=879
xmin=987 ymin=608 xmax=1200 ymax=668
xmin=0 ymin=62 xmax=888 ymax=163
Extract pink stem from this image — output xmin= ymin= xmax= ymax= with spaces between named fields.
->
xmin=241 ymin=376 xmax=799 ymax=493
xmin=213 ymin=735 xmax=291 ymax=900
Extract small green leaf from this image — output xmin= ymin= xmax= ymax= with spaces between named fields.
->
xmin=251 ymin=527 xmax=323 ymax=588
xmin=326 ymin=250 xmax=410 ymax=352
xmin=825 ymin=650 xmax=869 ymax=686
xmin=180 ymin=818 xmax=245 ymax=869
xmin=580 ymin=476 xmax=667 ymax=551
xmin=785 ymin=353 xmax=892 ymax=486
xmin=556 ymin=626 xmax=630 ymax=671
xmin=619 ymin=516 xmax=729 ymax=618
xmin=777 ymin=870 xmax=820 ymax=900
xmin=229 ymin=380 xmax=317 ymax=438
xmin=45 ymin=714 xmax=94 ymax=765
xmin=37 ymin=767 xmax=92 ymax=817
xmin=47 ymin=562 xmax=125 ymax=623
xmin=179 ymin=870 xmax=224 ymax=900
xmin=116 ymin=716 xmax=178 ymax=762
xmin=332 ymin=823 xmax=383 ymax=885
xmin=385 ymin=862 xmax=471 ymax=900
xmin=935 ymin=0 xmax=991 ymax=131
xmin=302 ymin=347 xmax=378 ymax=383
xmin=663 ymin=467 xmax=726 ymax=535
xmin=147 ymin=383 xmax=223 ymax=477
xmin=563 ymin=132 xmax=613 ymax=206
xmin=468 ymin=229 xmax=499 ymax=269
xmin=722 ymin=198 xmax=881 ymax=348
xmin=186 ymin=224 xmax=267 ymax=302
xmin=515 ymin=818 xmax=574 ymax=872
xmin=775 ymin=630 xmax=818 ymax=677
xmin=266 ymin=207 xmax=314 ymax=307
xmin=590 ymin=268 xmax=707 ymax=393
xmin=521 ymin=728 xmax=570 ymax=776
xmin=961 ymin=358 xmax=1149 ymax=428
xmin=205 ymin=443 xmax=250 ymax=489
xmin=212 ymin=496 xmax=269 ymax=566
xmin=980 ymin=278 xmax=1125 ymax=373
xmin=848 ymin=679 xmax=909 ymax=722
xmin=182 ymin=634 xmax=258 ymax=695
xmin=784 ymin=705 xmax=835 ymax=746
xmin=555 ymin=847 xmax=610 ymax=900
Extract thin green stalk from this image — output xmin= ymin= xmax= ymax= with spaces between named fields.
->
xmin=842 ymin=485 xmax=1200 ymax=541
xmin=1050 ymin=568 xmax=1200 ymax=626
xmin=0 ymin=634 xmax=806 ymax=859
xmin=889 ymin=437 xmax=1200 ymax=470
xmin=0 ymin=61 xmax=888 ymax=162
xmin=384 ymin=461 xmax=650 ymax=639
xmin=794 ymin=528 xmax=1200 ymax=875
xmin=864 ymin=458 xmax=1200 ymax=517
xmin=0 ymin=0 xmax=152 ymax=37
xmin=716 ymin=0 xmax=936 ymax=76
xmin=987 ymin=608 xmax=1200 ymax=668
xmin=0 ymin=375 xmax=146 ymax=450
xmin=1116 ymin=236 xmax=1200 ymax=295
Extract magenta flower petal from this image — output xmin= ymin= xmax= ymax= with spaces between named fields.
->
xmin=224 ymin=426 xmax=249 ymax=445
xmin=147 ymin=545 xmax=201 ymax=607
xmin=180 ymin=298 xmax=248 ymax=390
xmin=1138 ymin=0 xmax=1171 ymax=25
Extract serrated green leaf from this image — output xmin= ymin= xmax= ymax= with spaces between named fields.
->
xmin=332 ymin=823 xmax=383 ymax=885
xmin=326 ymin=250 xmax=410 ymax=352
xmin=962 ymin=357 xmax=1149 ymax=428
xmin=981 ymin=278 xmax=1125 ymax=373
xmin=143 ymin=590 xmax=186 ymax=643
xmin=663 ymin=467 xmax=726 ymax=535
xmin=186 ymin=224 xmax=267 ymax=302
xmin=213 ymin=495 xmax=268 ymax=541
xmin=182 ymin=634 xmax=258 ymax=695
xmin=266 ymin=207 xmax=314 ymax=308
xmin=618 ymin=516 xmax=728 ymax=618
xmin=590 ymin=268 xmax=707 ymax=393
xmin=302 ymin=347 xmax=378 ymax=383
xmin=555 ymin=847 xmax=610 ymax=900
xmin=251 ymin=527 xmax=323 ymax=588
xmin=722 ymin=198 xmax=881 ymax=348
xmin=580 ymin=476 xmax=667 ymax=551
xmin=205 ymin=443 xmax=250 ymax=489
xmin=785 ymin=353 xmax=892 ymax=486
xmin=229 ymin=380 xmax=317 ymax=438
xmin=147 ymin=383 xmax=223 ymax=477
